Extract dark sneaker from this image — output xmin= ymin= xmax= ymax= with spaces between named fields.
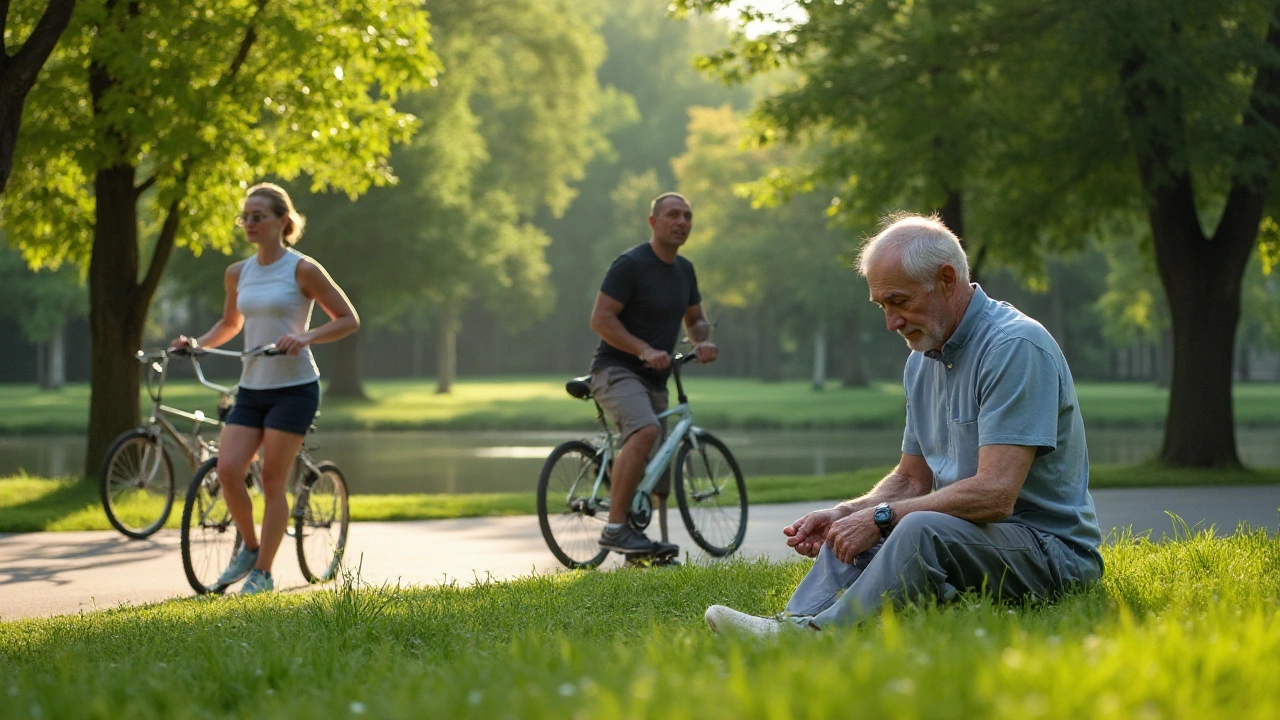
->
xmin=626 ymin=541 xmax=681 ymax=567
xmin=599 ymin=525 xmax=657 ymax=554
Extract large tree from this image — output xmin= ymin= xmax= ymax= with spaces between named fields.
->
xmin=0 ymin=0 xmax=76 ymax=193
xmin=299 ymin=0 xmax=611 ymax=395
xmin=2 ymin=0 xmax=438 ymax=472
xmin=674 ymin=104 xmax=866 ymax=385
xmin=685 ymin=0 xmax=1280 ymax=467
xmin=0 ymin=242 xmax=84 ymax=388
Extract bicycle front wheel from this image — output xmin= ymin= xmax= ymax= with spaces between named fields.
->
xmin=296 ymin=462 xmax=350 ymax=583
xmin=180 ymin=457 xmax=244 ymax=595
xmin=99 ymin=428 xmax=175 ymax=539
xmin=675 ymin=432 xmax=748 ymax=557
xmin=537 ymin=440 xmax=609 ymax=569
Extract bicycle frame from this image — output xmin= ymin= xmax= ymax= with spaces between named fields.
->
xmin=183 ymin=345 xmax=326 ymax=518
xmin=135 ymin=350 xmax=228 ymax=471
xmin=577 ymin=354 xmax=705 ymax=516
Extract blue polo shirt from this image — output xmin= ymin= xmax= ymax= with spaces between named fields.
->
xmin=901 ymin=285 xmax=1103 ymax=580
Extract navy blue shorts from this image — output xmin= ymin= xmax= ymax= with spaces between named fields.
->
xmin=226 ymin=380 xmax=321 ymax=436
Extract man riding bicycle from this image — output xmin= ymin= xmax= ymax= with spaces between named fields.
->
xmin=588 ymin=192 xmax=718 ymax=558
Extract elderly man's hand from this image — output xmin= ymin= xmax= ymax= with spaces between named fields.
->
xmin=825 ymin=507 xmax=882 ymax=565
xmin=783 ymin=507 xmax=844 ymax=557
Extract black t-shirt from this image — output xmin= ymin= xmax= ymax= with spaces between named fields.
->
xmin=590 ymin=243 xmax=702 ymax=388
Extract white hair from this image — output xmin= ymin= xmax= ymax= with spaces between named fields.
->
xmin=856 ymin=214 xmax=970 ymax=287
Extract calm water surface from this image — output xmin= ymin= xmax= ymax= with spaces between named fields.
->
xmin=2 ymin=428 xmax=1278 ymax=494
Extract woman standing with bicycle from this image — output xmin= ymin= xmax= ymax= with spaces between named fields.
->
xmin=171 ymin=182 xmax=359 ymax=595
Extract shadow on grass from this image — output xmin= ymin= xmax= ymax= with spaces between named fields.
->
xmin=0 ymin=478 xmax=100 ymax=533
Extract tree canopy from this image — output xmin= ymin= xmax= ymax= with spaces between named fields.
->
xmin=682 ymin=0 xmax=1280 ymax=467
xmin=2 ymin=0 xmax=439 ymax=471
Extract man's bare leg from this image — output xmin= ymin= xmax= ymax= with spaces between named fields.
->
xmin=607 ymin=425 xmax=659 ymax=524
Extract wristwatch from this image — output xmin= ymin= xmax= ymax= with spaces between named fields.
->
xmin=873 ymin=502 xmax=894 ymax=538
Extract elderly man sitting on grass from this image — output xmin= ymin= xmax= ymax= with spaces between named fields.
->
xmin=706 ymin=213 xmax=1105 ymax=635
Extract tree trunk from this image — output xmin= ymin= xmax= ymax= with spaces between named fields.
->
xmin=0 ymin=0 xmax=77 ymax=193
xmin=40 ymin=324 xmax=66 ymax=390
xmin=841 ymin=308 xmax=868 ymax=387
xmin=1119 ymin=19 xmax=1280 ymax=467
xmin=435 ymin=306 xmax=459 ymax=394
xmin=1159 ymin=277 xmax=1242 ymax=467
xmin=85 ymin=165 xmax=147 ymax=476
xmin=758 ymin=319 xmax=783 ymax=383
xmin=1156 ymin=328 xmax=1172 ymax=388
xmin=325 ymin=333 xmax=368 ymax=399
xmin=811 ymin=325 xmax=827 ymax=391
xmin=1049 ymin=275 xmax=1067 ymax=357
xmin=411 ymin=326 xmax=428 ymax=377
xmin=937 ymin=189 xmax=984 ymax=283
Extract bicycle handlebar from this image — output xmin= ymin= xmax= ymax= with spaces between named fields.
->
xmin=167 ymin=344 xmax=283 ymax=358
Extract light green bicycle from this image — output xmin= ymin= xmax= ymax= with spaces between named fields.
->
xmin=537 ymin=353 xmax=748 ymax=568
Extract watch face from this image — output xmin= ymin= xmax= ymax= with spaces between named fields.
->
xmin=874 ymin=506 xmax=892 ymax=524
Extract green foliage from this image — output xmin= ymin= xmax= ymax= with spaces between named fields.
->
xmin=0 ymin=244 xmax=85 ymax=342
xmin=530 ymin=0 xmax=753 ymax=349
xmin=675 ymin=105 xmax=856 ymax=323
xmin=290 ymin=0 xmax=612 ymax=333
xmin=2 ymin=530 xmax=1279 ymax=718
xmin=1 ymin=0 xmax=439 ymax=268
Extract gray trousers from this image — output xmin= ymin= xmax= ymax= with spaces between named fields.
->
xmin=786 ymin=511 xmax=1078 ymax=629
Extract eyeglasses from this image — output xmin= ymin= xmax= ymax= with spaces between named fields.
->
xmin=234 ymin=212 xmax=278 ymax=227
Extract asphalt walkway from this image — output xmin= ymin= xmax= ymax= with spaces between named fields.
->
xmin=1 ymin=486 xmax=1276 ymax=620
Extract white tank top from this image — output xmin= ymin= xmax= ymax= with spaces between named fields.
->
xmin=235 ymin=248 xmax=322 ymax=389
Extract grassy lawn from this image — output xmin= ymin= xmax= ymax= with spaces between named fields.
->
xmin=4 ymin=464 xmax=1279 ymax=533
xmin=1 ymin=528 xmax=1277 ymax=718
xmin=1 ymin=378 xmax=1279 ymax=434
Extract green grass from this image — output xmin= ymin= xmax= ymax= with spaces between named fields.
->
xmin=5 ymin=464 xmax=1279 ymax=533
xmin=2 ymin=379 xmax=1279 ymax=434
xmin=1 ymin=527 xmax=1277 ymax=718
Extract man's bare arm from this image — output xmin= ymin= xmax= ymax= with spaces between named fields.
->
xmin=887 ymin=444 xmax=1036 ymax=525
xmin=589 ymin=292 xmax=670 ymax=369
xmin=683 ymin=303 xmax=717 ymax=364
xmin=783 ymin=454 xmax=932 ymax=556
xmin=837 ymin=453 xmax=933 ymax=514
xmin=820 ymin=445 xmax=1035 ymax=563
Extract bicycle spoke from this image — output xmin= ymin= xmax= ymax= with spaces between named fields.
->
xmin=538 ymin=441 xmax=610 ymax=568
xmin=676 ymin=434 xmax=747 ymax=557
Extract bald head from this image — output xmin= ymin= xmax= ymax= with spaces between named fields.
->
xmin=857 ymin=214 xmax=970 ymax=287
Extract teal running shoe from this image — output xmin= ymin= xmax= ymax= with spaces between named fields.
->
xmin=240 ymin=568 xmax=274 ymax=595
xmin=215 ymin=546 xmax=259 ymax=587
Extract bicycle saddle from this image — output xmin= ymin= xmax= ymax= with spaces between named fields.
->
xmin=565 ymin=376 xmax=593 ymax=400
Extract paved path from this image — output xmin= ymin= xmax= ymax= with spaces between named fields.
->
xmin=1 ymin=486 xmax=1276 ymax=621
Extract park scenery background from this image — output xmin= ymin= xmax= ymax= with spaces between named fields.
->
xmin=2 ymin=0 xmax=1279 ymax=718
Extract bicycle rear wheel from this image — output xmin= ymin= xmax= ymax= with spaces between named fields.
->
xmin=99 ymin=428 xmax=175 ymax=539
xmin=295 ymin=462 xmax=350 ymax=583
xmin=180 ymin=457 xmax=245 ymax=595
xmin=537 ymin=440 xmax=609 ymax=569
xmin=675 ymin=431 xmax=748 ymax=556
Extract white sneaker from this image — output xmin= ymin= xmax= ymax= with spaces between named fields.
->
xmin=704 ymin=605 xmax=816 ymax=636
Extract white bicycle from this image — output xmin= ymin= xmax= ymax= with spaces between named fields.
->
xmin=537 ymin=353 xmax=748 ymax=568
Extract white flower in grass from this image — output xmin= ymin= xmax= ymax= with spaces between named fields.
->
xmin=885 ymin=678 xmax=915 ymax=695
xmin=559 ymin=683 xmax=576 ymax=697
xmin=349 ymin=701 xmax=366 ymax=714
xmin=468 ymin=690 xmax=483 ymax=706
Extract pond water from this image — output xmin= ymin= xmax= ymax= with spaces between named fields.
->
xmin=2 ymin=428 xmax=1278 ymax=494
